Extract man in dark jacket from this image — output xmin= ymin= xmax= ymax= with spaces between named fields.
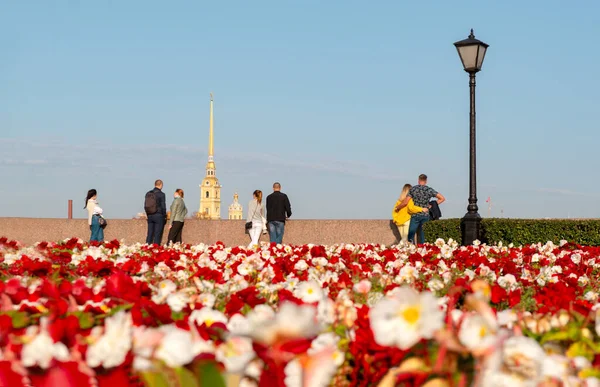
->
xmin=266 ymin=182 xmax=292 ymax=244
xmin=145 ymin=179 xmax=167 ymax=245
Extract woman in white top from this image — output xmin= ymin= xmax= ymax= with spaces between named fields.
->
xmin=246 ymin=190 xmax=266 ymax=249
xmin=84 ymin=189 xmax=104 ymax=242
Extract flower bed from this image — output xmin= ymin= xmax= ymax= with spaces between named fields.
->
xmin=1 ymin=236 xmax=600 ymax=386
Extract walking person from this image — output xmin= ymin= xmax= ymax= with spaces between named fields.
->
xmin=85 ymin=189 xmax=104 ymax=242
xmin=399 ymin=174 xmax=445 ymax=244
xmin=144 ymin=179 xmax=167 ymax=245
xmin=392 ymin=184 xmax=429 ymax=244
xmin=167 ymin=189 xmax=188 ymax=244
xmin=246 ymin=190 xmax=266 ymax=249
xmin=266 ymin=182 xmax=292 ymax=244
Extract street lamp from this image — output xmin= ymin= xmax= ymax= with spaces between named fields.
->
xmin=454 ymin=29 xmax=489 ymax=246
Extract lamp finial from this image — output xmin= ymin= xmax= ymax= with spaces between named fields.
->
xmin=469 ymin=29 xmax=475 ymax=39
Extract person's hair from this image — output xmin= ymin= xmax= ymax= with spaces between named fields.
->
xmin=175 ymin=188 xmax=184 ymax=198
xmin=155 ymin=179 xmax=163 ymax=187
xmin=418 ymin=174 xmax=428 ymax=182
xmin=84 ymin=189 xmax=97 ymax=208
xmin=253 ymin=190 xmax=263 ymax=203
xmin=399 ymin=184 xmax=412 ymax=201
xmin=273 ymin=182 xmax=281 ymax=190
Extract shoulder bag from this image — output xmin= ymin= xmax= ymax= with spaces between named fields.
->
xmin=96 ymin=214 xmax=108 ymax=229
xmin=245 ymin=202 xmax=260 ymax=234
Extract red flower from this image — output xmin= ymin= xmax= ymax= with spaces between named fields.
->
xmin=105 ymin=272 xmax=140 ymax=303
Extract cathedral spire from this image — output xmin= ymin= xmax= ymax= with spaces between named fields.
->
xmin=208 ymin=93 xmax=214 ymax=162
xmin=198 ymin=92 xmax=221 ymax=219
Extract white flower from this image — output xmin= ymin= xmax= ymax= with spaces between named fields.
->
xmin=189 ymin=307 xmax=228 ymax=327
xmin=245 ymin=304 xmax=275 ymax=328
xmin=166 ymin=292 xmax=189 ymax=312
xmin=21 ymin=320 xmax=69 ymax=369
xmin=586 ymin=378 xmax=600 ymax=387
xmin=395 ymin=265 xmax=418 ymax=284
xmin=87 ymin=311 xmax=133 ymax=369
xmin=542 ymin=354 xmax=570 ymax=381
xmin=595 ymin=306 xmax=600 ymax=336
xmin=458 ymin=313 xmax=497 ymax=352
xmin=198 ymin=293 xmax=216 ymax=308
xmin=155 ymin=325 xmax=214 ymax=367
xmin=237 ymin=261 xmax=254 ymax=276
xmin=294 ymin=281 xmax=323 ymax=303
xmin=464 ymin=269 xmax=476 ymax=280
xmin=496 ymin=310 xmax=518 ymax=329
xmin=353 ymin=279 xmax=371 ymax=294
xmin=369 ymin=287 xmax=444 ymax=349
xmin=284 ymin=349 xmax=339 ymax=387
xmin=294 ymin=260 xmax=308 ymax=271
xmin=248 ymin=302 xmax=321 ymax=345
xmin=427 ymin=278 xmax=444 ymax=292
xmin=227 ymin=314 xmax=251 ymax=336
xmin=497 ymin=274 xmax=517 ymax=291
xmin=316 ymin=298 xmax=336 ymax=325
xmin=308 ymin=333 xmax=344 ymax=367
xmin=132 ymin=326 xmax=164 ymax=371
xmin=216 ymin=336 xmax=255 ymax=373
xmin=502 ymin=336 xmax=545 ymax=381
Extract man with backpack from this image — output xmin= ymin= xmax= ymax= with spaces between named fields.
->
xmin=145 ymin=179 xmax=167 ymax=245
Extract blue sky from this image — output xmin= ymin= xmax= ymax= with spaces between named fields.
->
xmin=1 ymin=1 xmax=599 ymax=220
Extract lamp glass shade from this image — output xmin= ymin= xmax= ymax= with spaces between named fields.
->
xmin=476 ymin=45 xmax=487 ymax=70
xmin=454 ymin=30 xmax=489 ymax=73
xmin=456 ymin=45 xmax=479 ymax=72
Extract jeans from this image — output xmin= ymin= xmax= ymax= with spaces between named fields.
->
xmin=408 ymin=214 xmax=428 ymax=245
xmin=146 ymin=213 xmax=166 ymax=245
xmin=167 ymin=221 xmax=184 ymax=244
xmin=90 ymin=215 xmax=104 ymax=242
xmin=268 ymin=221 xmax=285 ymax=244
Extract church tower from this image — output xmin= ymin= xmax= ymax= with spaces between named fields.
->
xmin=228 ymin=193 xmax=243 ymax=220
xmin=198 ymin=93 xmax=221 ymax=219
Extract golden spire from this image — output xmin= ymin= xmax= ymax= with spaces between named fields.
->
xmin=208 ymin=93 xmax=214 ymax=162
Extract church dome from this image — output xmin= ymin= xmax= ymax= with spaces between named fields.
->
xmin=228 ymin=193 xmax=244 ymax=220
xmin=229 ymin=193 xmax=243 ymax=211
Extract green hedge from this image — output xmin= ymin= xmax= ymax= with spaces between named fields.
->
xmin=423 ymin=218 xmax=600 ymax=246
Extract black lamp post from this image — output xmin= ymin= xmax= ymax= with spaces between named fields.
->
xmin=454 ymin=29 xmax=489 ymax=246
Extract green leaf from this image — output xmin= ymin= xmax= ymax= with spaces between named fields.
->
xmin=540 ymin=330 xmax=570 ymax=344
xmin=175 ymin=367 xmax=199 ymax=387
xmin=190 ymin=361 xmax=226 ymax=387
xmin=581 ymin=337 xmax=600 ymax=353
xmin=172 ymin=311 xmax=184 ymax=321
xmin=567 ymin=324 xmax=582 ymax=341
xmin=566 ymin=341 xmax=594 ymax=360
xmin=580 ymin=368 xmax=600 ymax=379
xmin=107 ymin=303 xmax=134 ymax=316
xmin=139 ymin=371 xmax=170 ymax=387
xmin=4 ymin=311 xmax=30 ymax=329
xmin=70 ymin=311 xmax=95 ymax=329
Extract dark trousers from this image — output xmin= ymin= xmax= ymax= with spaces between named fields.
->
xmin=167 ymin=221 xmax=184 ymax=244
xmin=146 ymin=214 xmax=166 ymax=245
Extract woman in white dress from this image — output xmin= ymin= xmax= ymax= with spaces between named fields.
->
xmin=246 ymin=190 xmax=266 ymax=249
xmin=84 ymin=189 xmax=104 ymax=242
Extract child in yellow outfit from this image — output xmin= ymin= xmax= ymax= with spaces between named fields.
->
xmin=392 ymin=184 xmax=428 ymax=244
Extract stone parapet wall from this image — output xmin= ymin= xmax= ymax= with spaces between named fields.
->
xmin=0 ymin=218 xmax=400 ymax=246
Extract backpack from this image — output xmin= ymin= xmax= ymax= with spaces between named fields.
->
xmin=144 ymin=190 xmax=158 ymax=215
